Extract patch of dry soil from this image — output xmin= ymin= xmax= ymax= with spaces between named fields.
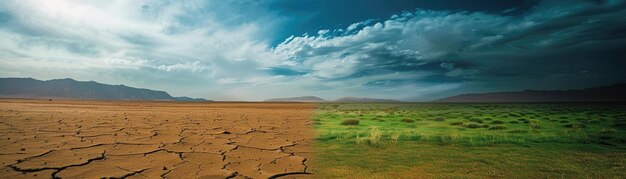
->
xmin=0 ymin=99 xmax=316 ymax=178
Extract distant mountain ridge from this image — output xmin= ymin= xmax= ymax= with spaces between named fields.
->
xmin=333 ymin=97 xmax=403 ymax=103
xmin=0 ymin=78 xmax=208 ymax=101
xmin=435 ymin=83 xmax=626 ymax=102
xmin=265 ymin=96 xmax=327 ymax=102
xmin=264 ymin=96 xmax=403 ymax=102
xmin=173 ymin=96 xmax=208 ymax=102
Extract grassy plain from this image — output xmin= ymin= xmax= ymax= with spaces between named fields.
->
xmin=312 ymin=103 xmax=626 ymax=178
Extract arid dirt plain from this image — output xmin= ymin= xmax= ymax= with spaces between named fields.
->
xmin=0 ymin=99 xmax=316 ymax=178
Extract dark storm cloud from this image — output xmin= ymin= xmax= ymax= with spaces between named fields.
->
xmin=267 ymin=0 xmax=537 ymax=45
xmin=273 ymin=0 xmax=626 ymax=100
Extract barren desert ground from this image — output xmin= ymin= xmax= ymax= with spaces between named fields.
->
xmin=0 ymin=99 xmax=316 ymax=178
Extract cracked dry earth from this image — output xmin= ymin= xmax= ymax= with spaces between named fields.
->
xmin=0 ymin=99 xmax=317 ymax=179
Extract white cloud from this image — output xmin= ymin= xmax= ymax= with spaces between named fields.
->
xmin=272 ymin=10 xmax=515 ymax=80
xmin=0 ymin=0 xmax=281 ymax=99
xmin=155 ymin=61 xmax=209 ymax=72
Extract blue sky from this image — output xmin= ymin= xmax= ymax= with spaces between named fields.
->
xmin=1 ymin=0 xmax=625 ymax=101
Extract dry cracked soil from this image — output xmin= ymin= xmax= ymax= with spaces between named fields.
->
xmin=0 ymin=99 xmax=317 ymax=179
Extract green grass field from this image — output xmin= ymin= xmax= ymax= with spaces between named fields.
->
xmin=311 ymin=103 xmax=626 ymax=178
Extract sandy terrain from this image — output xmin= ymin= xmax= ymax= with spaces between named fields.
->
xmin=0 ymin=99 xmax=316 ymax=178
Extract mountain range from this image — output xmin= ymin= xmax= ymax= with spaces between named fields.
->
xmin=0 ymin=78 xmax=208 ymax=101
xmin=264 ymin=96 xmax=403 ymax=103
xmin=264 ymin=96 xmax=327 ymax=102
xmin=3 ymin=77 xmax=624 ymax=102
xmin=333 ymin=97 xmax=403 ymax=103
xmin=435 ymin=83 xmax=626 ymax=102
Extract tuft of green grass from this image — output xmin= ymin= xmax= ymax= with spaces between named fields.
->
xmin=468 ymin=117 xmax=484 ymax=123
xmin=563 ymin=122 xmax=586 ymax=129
xmin=340 ymin=119 xmax=360 ymax=125
xmin=449 ymin=121 xmax=464 ymax=126
xmin=518 ymin=118 xmax=530 ymax=123
xmin=390 ymin=133 xmax=401 ymax=144
xmin=465 ymin=123 xmax=482 ymax=129
xmin=431 ymin=117 xmax=446 ymax=121
xmin=529 ymin=119 xmax=541 ymax=130
xmin=356 ymin=127 xmax=383 ymax=147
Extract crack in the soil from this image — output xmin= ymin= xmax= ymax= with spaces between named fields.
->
xmin=224 ymin=171 xmax=239 ymax=179
xmin=51 ymin=152 xmax=106 ymax=179
xmin=10 ymin=150 xmax=55 ymax=164
xmin=1 ymin=102 xmax=315 ymax=179
xmin=267 ymin=171 xmax=311 ymax=179
xmin=237 ymin=143 xmax=297 ymax=151
xmin=110 ymin=167 xmax=148 ymax=179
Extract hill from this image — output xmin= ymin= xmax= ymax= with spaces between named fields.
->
xmin=173 ymin=96 xmax=209 ymax=102
xmin=435 ymin=83 xmax=626 ymax=102
xmin=265 ymin=96 xmax=327 ymax=102
xmin=333 ymin=97 xmax=403 ymax=103
xmin=0 ymin=78 xmax=208 ymax=101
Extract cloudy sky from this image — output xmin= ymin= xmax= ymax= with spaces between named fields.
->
xmin=1 ymin=0 xmax=625 ymax=101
